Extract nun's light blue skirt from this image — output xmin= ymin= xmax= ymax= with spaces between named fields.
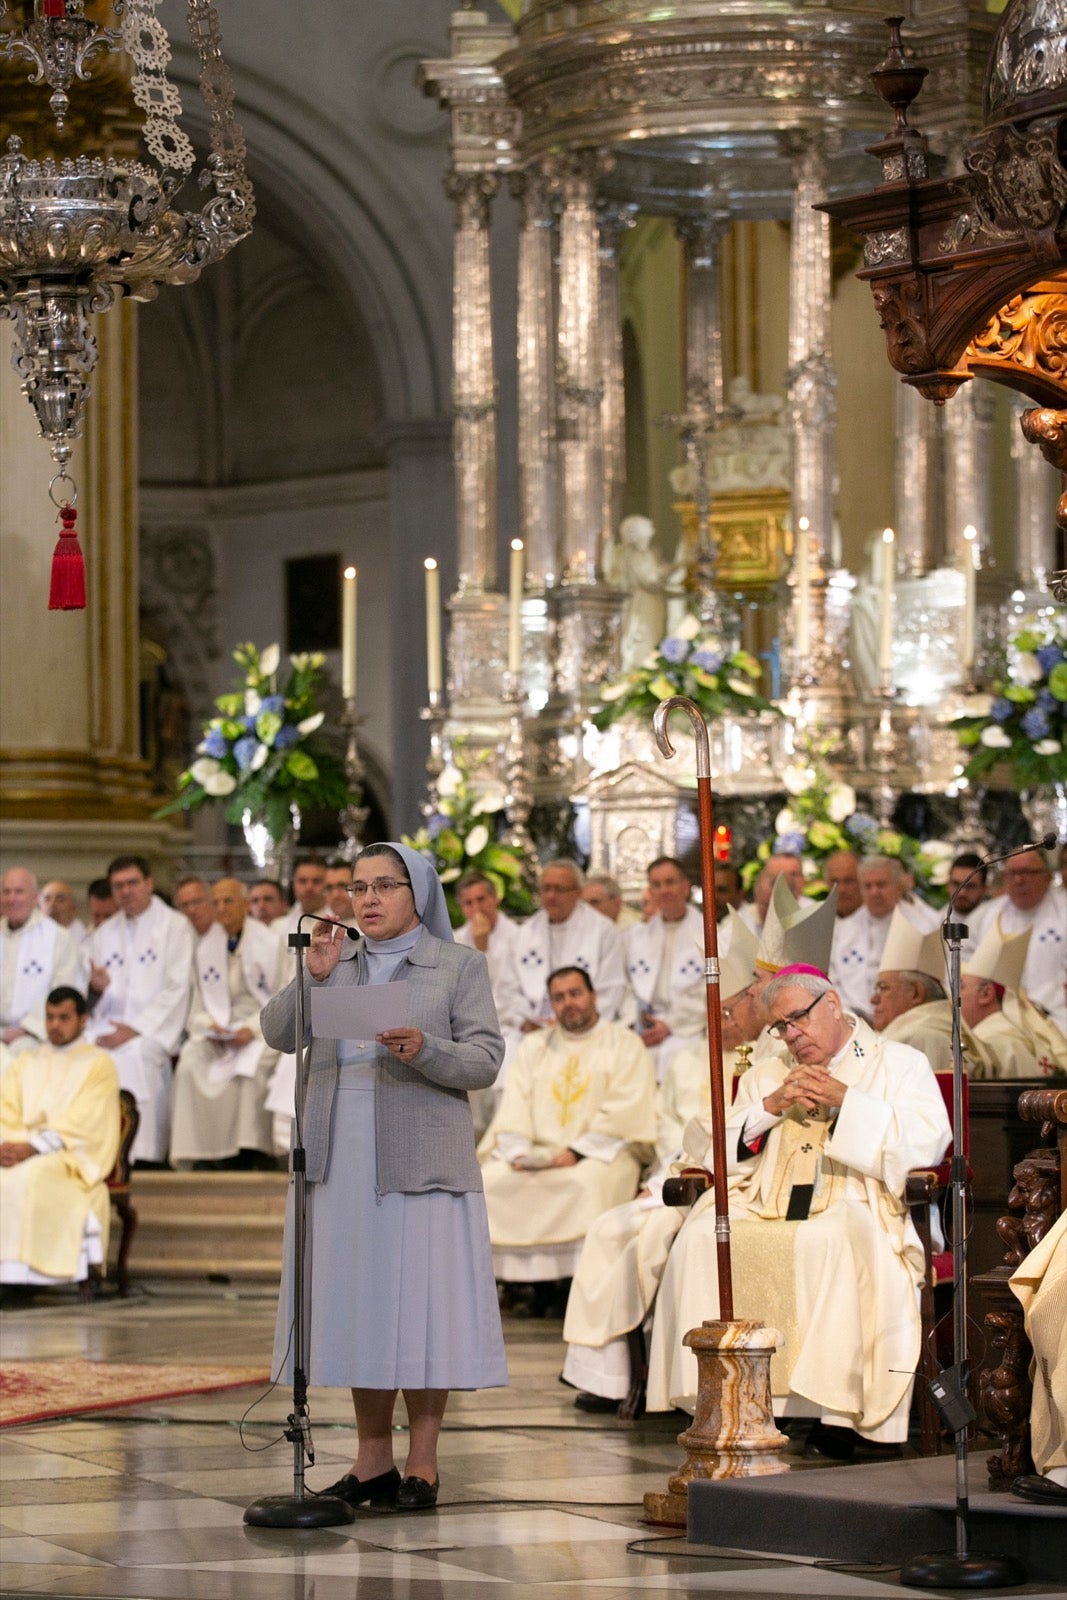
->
xmin=273 ymin=1051 xmax=508 ymax=1391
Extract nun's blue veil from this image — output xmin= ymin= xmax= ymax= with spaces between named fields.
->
xmin=359 ymin=841 xmax=454 ymax=943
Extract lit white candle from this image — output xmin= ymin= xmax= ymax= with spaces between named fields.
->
xmin=962 ymin=524 xmax=977 ymax=673
xmin=795 ymin=515 xmax=811 ymax=660
xmin=508 ymin=538 xmax=525 ymax=677
xmin=424 ymin=558 xmax=442 ymax=696
xmin=341 ymin=565 xmax=357 ymax=701
xmin=878 ymin=527 xmax=895 ymax=677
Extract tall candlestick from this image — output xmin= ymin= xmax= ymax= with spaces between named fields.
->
xmin=878 ymin=527 xmax=895 ymax=676
xmin=508 ymin=538 xmax=524 ymax=677
xmin=962 ymin=524 xmax=977 ymax=674
xmin=424 ymin=558 xmax=442 ymax=696
xmin=795 ymin=515 xmax=811 ymax=660
xmin=341 ymin=565 xmax=357 ymax=701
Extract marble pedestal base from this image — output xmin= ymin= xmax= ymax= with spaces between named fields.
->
xmin=644 ymin=1318 xmax=789 ymax=1527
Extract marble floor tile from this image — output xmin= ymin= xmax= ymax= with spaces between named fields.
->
xmin=0 ymin=1476 xmax=197 ymax=1507
xmin=355 ymin=1506 xmax=644 ymax=1553
xmin=3 ymin=1496 xmax=246 ymax=1537
xmin=0 ymin=1536 xmax=111 ymax=1568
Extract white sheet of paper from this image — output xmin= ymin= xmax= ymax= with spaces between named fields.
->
xmin=310 ymin=983 xmax=409 ymax=1040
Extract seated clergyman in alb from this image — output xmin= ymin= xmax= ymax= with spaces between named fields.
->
xmin=869 ymin=906 xmax=982 ymax=1075
xmin=479 ymin=966 xmax=656 ymax=1287
xmin=0 ymin=987 xmax=120 ymax=1289
xmin=170 ymin=879 xmax=286 ymax=1168
xmin=561 ymin=917 xmax=765 ymax=1413
xmin=646 ymin=966 xmax=950 ymax=1456
xmin=962 ymin=920 xmax=1066 ymax=1079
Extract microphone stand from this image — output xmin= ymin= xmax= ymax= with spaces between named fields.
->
xmin=902 ymin=857 xmax=1028 ymax=1589
xmin=245 ymin=921 xmax=355 ymax=1529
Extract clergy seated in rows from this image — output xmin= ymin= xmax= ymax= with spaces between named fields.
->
xmin=646 ymin=968 xmax=950 ymax=1458
xmin=247 ymin=879 xmax=288 ymax=925
xmin=0 ymin=988 xmax=120 ymax=1292
xmin=170 ymin=880 xmax=286 ymax=1169
xmin=969 ymin=847 xmax=1066 ymax=1035
xmin=479 ymin=966 xmax=656 ymax=1307
xmin=869 ymin=907 xmax=982 ymax=1076
xmin=86 ymin=879 xmax=116 ymax=931
xmin=739 ymin=854 xmax=806 ymax=936
xmin=86 ymin=855 xmax=195 ymax=1165
xmin=948 ymin=853 xmax=989 ymax=957
xmin=39 ymin=880 xmax=90 ymax=947
xmin=829 ymin=855 xmax=908 ymax=1023
xmin=562 ymin=917 xmax=767 ymax=1414
xmin=962 ymin=921 xmax=1067 ymax=1079
xmin=496 ymin=860 xmax=628 ymax=1031
xmin=626 ymin=857 xmax=709 ymax=1083
xmin=1 ymin=868 xmax=88 ymax=1068
xmin=714 ymin=863 xmax=745 ymax=918
xmin=581 ymin=872 xmax=641 ymax=928
xmin=278 ymin=855 xmax=328 ymax=939
xmin=454 ymin=870 xmax=519 ymax=1138
xmin=323 ymin=858 xmax=354 ymax=922
xmin=174 ymin=877 xmax=216 ymax=942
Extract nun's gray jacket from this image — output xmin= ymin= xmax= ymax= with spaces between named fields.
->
xmin=261 ymin=930 xmax=502 ymax=1193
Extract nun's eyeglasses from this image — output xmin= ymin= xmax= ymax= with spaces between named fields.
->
xmin=348 ymin=878 xmax=412 ymax=899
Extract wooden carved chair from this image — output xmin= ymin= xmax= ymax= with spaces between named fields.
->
xmin=82 ymin=1088 xmax=139 ymax=1300
xmin=906 ymin=1070 xmax=969 ymax=1456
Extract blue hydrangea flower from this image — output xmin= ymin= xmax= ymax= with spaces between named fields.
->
xmin=1037 ymin=688 xmax=1058 ymax=716
xmin=845 ymin=813 xmax=878 ymax=838
xmin=990 ymin=697 xmax=1015 ymax=723
xmin=274 ymin=724 xmax=299 ymax=750
xmin=203 ymin=728 xmax=228 ymax=759
xmin=427 ymin=812 xmax=448 ymax=841
xmin=242 ymin=715 xmax=258 ymax=731
xmin=260 ymin=694 xmax=286 ymax=715
xmin=691 ymin=647 xmax=723 ymax=672
xmin=1021 ymin=706 xmax=1050 ymax=741
xmin=1035 ymin=644 xmax=1064 ymax=674
xmin=777 ymin=831 xmax=807 ymax=855
xmin=660 ymin=637 xmax=689 ymax=665
xmin=234 ymin=735 xmax=259 ymax=771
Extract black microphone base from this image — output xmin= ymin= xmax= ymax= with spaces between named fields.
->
xmin=244 ymin=1492 xmax=355 ymax=1529
xmin=900 ymin=1550 xmax=1027 ymax=1589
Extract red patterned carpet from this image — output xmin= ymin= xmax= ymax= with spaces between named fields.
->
xmin=0 ymin=1360 xmax=270 ymax=1427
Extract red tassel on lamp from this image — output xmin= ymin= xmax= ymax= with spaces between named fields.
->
xmin=48 ymin=504 xmax=87 ymax=611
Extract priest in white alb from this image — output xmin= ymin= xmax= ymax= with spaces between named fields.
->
xmin=625 ymin=856 xmax=710 ymax=1082
xmin=0 ymin=987 xmax=120 ymax=1289
xmin=494 ymin=860 xmax=628 ymax=1029
xmin=646 ymin=967 xmax=950 ymax=1455
xmin=962 ymin=920 xmax=1065 ymax=1078
xmin=969 ymin=847 xmax=1066 ymax=1034
xmin=829 ymin=855 xmax=908 ymax=1023
xmin=170 ymin=878 xmax=286 ymax=1166
xmin=480 ymin=965 xmax=656 ymax=1285
xmin=86 ymin=855 xmax=195 ymax=1164
xmin=1 ymin=868 xmax=87 ymax=1061
xmin=562 ymin=917 xmax=766 ymax=1413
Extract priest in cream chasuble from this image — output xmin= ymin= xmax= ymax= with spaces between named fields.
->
xmin=646 ymin=969 xmax=950 ymax=1443
xmin=480 ymin=966 xmax=656 ymax=1282
xmin=0 ymin=989 xmax=120 ymax=1282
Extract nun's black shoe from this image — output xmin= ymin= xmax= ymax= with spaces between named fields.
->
xmin=317 ymin=1467 xmax=400 ymax=1507
xmin=395 ymin=1475 xmax=440 ymax=1510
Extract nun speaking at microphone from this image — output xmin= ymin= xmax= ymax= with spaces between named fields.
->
xmin=262 ymin=841 xmax=507 ymax=1511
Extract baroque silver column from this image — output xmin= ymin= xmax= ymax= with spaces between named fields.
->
xmin=513 ymin=161 xmax=559 ymax=589
xmin=679 ymin=205 xmax=729 ymax=418
xmin=556 ymin=150 xmax=604 ymax=585
xmin=894 ymin=383 xmax=934 ymax=576
xmin=1009 ymin=391 xmax=1059 ymax=591
xmin=447 ymin=170 xmax=499 ymax=597
xmin=942 ymin=379 xmax=994 ymax=567
xmin=598 ymin=199 xmax=637 ymax=551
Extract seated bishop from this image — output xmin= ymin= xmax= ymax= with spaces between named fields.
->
xmin=646 ymin=967 xmax=950 ymax=1454
xmin=869 ymin=907 xmax=983 ymax=1075
xmin=479 ymin=965 xmax=656 ymax=1285
xmin=170 ymin=879 xmax=286 ymax=1167
xmin=0 ymin=987 xmax=120 ymax=1290
xmin=962 ymin=920 xmax=1066 ymax=1079
xmin=562 ymin=914 xmax=767 ymax=1413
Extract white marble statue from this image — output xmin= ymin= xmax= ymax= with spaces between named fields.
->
xmin=603 ymin=515 xmax=676 ymax=671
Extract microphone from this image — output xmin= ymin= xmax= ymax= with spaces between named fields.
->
xmin=297 ymin=911 xmax=360 ymax=940
xmin=945 ymin=832 xmax=1057 ymax=923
